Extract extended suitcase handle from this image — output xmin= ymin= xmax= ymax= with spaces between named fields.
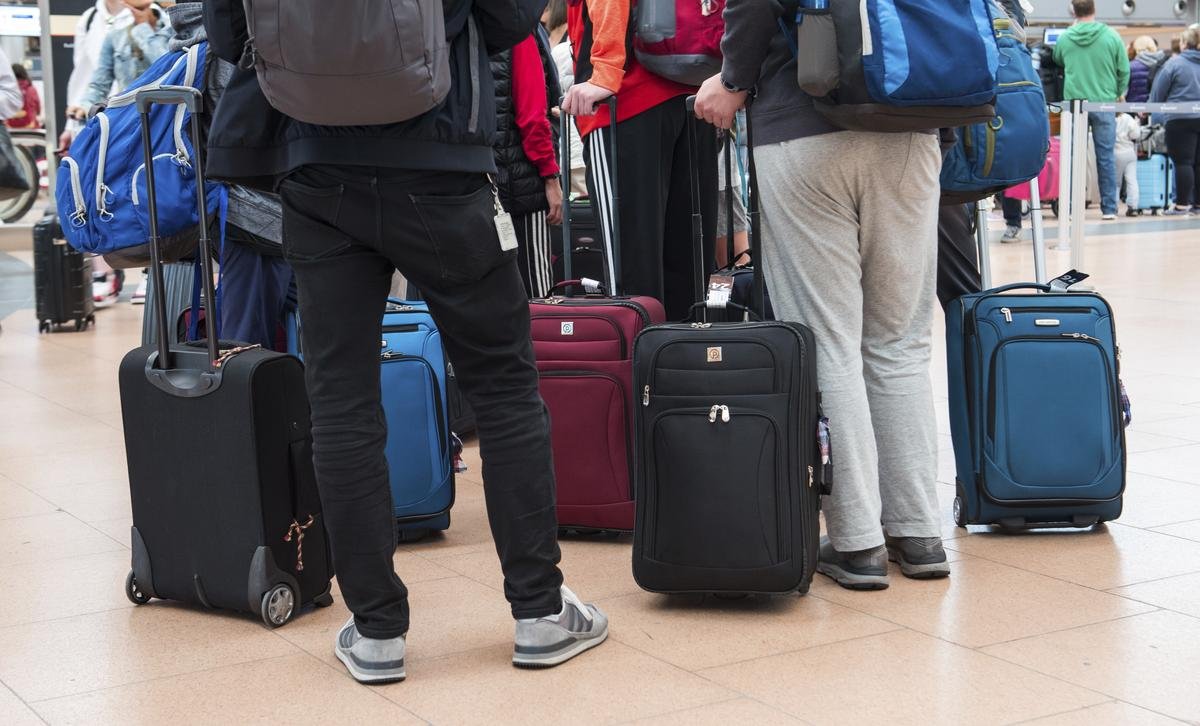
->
xmin=559 ymin=97 xmax=619 ymax=293
xmin=136 ymin=85 xmax=202 ymax=113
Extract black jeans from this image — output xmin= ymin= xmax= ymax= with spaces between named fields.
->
xmin=280 ymin=166 xmax=563 ymax=639
xmin=1166 ymin=118 xmax=1200 ymax=208
xmin=1000 ymin=195 xmax=1023 ymax=229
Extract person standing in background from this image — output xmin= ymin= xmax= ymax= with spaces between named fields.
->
xmin=1114 ymin=112 xmax=1142 ymax=216
xmin=1150 ymin=24 xmax=1200 ymax=214
xmin=6 ymin=64 xmax=40 ymax=128
xmin=1054 ymin=0 xmax=1130 ymax=221
xmin=542 ymin=0 xmax=586 ymax=197
xmin=491 ymin=29 xmax=564 ymax=298
xmin=1127 ymin=36 xmax=1164 ymax=104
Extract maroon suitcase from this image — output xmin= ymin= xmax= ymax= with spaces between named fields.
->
xmin=531 ymin=102 xmax=666 ymax=532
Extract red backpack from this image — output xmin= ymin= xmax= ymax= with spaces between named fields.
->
xmin=632 ymin=0 xmax=725 ymax=86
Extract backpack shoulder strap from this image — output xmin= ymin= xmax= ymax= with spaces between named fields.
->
xmin=82 ymin=7 xmax=97 ymax=34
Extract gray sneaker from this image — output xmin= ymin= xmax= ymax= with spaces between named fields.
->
xmin=885 ymin=535 xmax=951 ymax=580
xmin=334 ymin=617 xmax=406 ymax=684
xmin=1000 ymin=225 xmax=1021 ymax=243
xmin=816 ymin=537 xmax=889 ymax=590
xmin=513 ymin=586 xmax=608 ymax=668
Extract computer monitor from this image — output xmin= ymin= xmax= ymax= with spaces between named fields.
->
xmin=1043 ymin=27 xmax=1065 ymax=46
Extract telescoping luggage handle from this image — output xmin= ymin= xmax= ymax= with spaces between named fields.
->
xmin=559 ymin=97 xmax=620 ymax=295
xmin=136 ymin=85 xmax=218 ymax=371
xmin=683 ymin=96 xmax=766 ymax=322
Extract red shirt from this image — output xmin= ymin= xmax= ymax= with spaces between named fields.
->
xmin=7 ymin=79 xmax=40 ymax=129
xmin=510 ymin=36 xmax=558 ymax=178
xmin=567 ymin=0 xmax=695 ymax=137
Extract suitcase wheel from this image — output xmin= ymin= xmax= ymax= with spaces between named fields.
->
xmin=260 ymin=584 xmax=296 ymax=628
xmin=125 ymin=570 xmax=152 ymax=605
xmin=38 ymin=320 xmax=49 ymax=334
xmin=952 ymin=496 xmax=967 ymax=528
xmin=313 ymin=588 xmax=334 ymax=608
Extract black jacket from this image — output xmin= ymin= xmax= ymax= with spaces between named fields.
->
xmin=491 ymin=27 xmax=561 ymax=216
xmin=202 ymin=0 xmax=546 ymax=188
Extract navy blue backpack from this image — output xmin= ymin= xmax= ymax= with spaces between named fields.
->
xmin=940 ymin=7 xmax=1050 ymax=202
xmin=56 ymin=43 xmax=226 ymax=268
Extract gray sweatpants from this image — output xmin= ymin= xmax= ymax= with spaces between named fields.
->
xmin=756 ymin=131 xmax=942 ymax=552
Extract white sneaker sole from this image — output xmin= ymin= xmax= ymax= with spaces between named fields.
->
xmin=334 ymin=645 xmax=406 ymax=684
xmin=512 ymin=627 xmax=609 ymax=669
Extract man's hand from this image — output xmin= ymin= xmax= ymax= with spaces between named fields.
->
xmin=694 ymin=75 xmax=747 ymax=130
xmin=562 ymin=81 xmax=614 ymax=117
xmin=124 ymin=1 xmax=155 ymax=25
xmin=57 ymin=129 xmax=74 ymax=155
xmin=544 ymin=178 xmax=564 ymax=226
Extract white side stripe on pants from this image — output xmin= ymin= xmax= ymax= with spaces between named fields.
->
xmin=587 ymin=127 xmax=619 ymax=290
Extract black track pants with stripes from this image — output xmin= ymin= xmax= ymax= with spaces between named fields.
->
xmin=583 ymin=96 xmax=719 ymax=320
xmin=515 ymin=210 xmax=554 ymax=299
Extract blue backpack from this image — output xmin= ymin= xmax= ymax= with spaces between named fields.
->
xmin=56 ymin=43 xmax=225 ymax=267
xmin=784 ymin=0 xmax=999 ymax=132
xmin=940 ymin=9 xmax=1050 ymax=201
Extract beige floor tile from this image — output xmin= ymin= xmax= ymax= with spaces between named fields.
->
xmin=1132 ymin=415 xmax=1200 ymax=444
xmin=1118 ymin=472 xmax=1200 ymax=529
xmin=983 ymin=610 xmax=1200 ymax=723
xmin=1120 ymin=399 xmax=1200 ymax=425
xmin=0 ymin=681 xmax=42 ymax=726
xmin=1125 ymin=429 xmax=1197 ymax=454
xmin=1128 ymin=444 xmax=1200 ymax=486
xmin=437 ymin=534 xmax=643 ymax=601
xmin=399 ymin=484 xmax=497 ymax=559
xmin=0 ymin=475 xmax=55 ymax=520
xmin=0 ymin=445 xmax=128 ymax=490
xmin=1152 ymin=518 xmax=1200 ymax=542
xmin=1111 ymin=571 xmax=1200 ymax=619
xmin=0 ymin=423 xmax=124 ymax=461
xmin=1020 ymin=701 xmax=1186 ymax=726
xmin=36 ymin=479 xmax=130 ymax=523
xmin=812 ymin=556 xmax=1153 ymax=648
xmin=0 ymin=511 xmax=124 ymax=566
xmin=31 ymin=653 xmax=423 ymax=725
xmin=699 ymin=629 xmax=1106 ymax=726
xmin=1122 ymin=374 xmax=1200 ymax=406
xmin=946 ymin=522 xmax=1200 ymax=590
xmin=88 ymin=516 xmax=132 ymax=547
xmin=277 ymin=574 xmax=511 ymax=668
xmin=0 ymin=549 xmax=132 ymax=628
xmin=630 ymin=697 xmax=806 ymax=725
xmin=603 ymin=590 xmax=896 ymax=670
xmin=379 ymin=641 xmax=734 ymax=724
xmin=0 ymin=605 xmax=297 ymax=702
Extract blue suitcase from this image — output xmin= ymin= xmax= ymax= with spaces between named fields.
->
xmin=946 ymin=280 xmax=1128 ymax=529
xmin=288 ymin=300 xmax=454 ymax=538
xmin=1137 ymin=154 xmax=1175 ymax=211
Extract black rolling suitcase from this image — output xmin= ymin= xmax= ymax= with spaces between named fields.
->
xmin=631 ymin=104 xmax=826 ymax=595
xmin=120 ymin=87 xmax=332 ymax=627
xmin=33 ymin=212 xmax=95 ymax=333
xmin=549 ymin=199 xmax=607 ymax=286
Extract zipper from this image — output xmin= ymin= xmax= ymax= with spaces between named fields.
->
xmin=997 ymin=80 xmax=1037 ymax=88
xmin=706 ymin=404 xmax=731 ymax=423
xmin=999 ymin=307 xmax=1012 ymax=323
xmin=983 ymin=120 xmax=998 ymax=177
xmin=62 ymin=157 xmax=87 ymax=228
xmin=466 ymin=16 xmax=480 ymax=134
xmin=382 ymin=323 xmax=420 ymax=334
xmin=531 ymin=313 xmax=627 ymax=358
xmin=533 ymin=297 xmax=652 ymax=327
xmin=94 ymin=113 xmax=112 ymax=220
xmin=646 ymin=338 xmax=775 ymax=397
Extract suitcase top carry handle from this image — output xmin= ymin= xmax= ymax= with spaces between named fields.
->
xmin=684 ymin=96 xmax=767 ymax=320
xmin=548 ymin=278 xmax=607 ymax=296
xmin=136 ymin=85 xmax=202 ymax=113
xmin=984 ymin=282 xmax=1053 ymax=296
xmin=137 ymin=86 xmax=219 ymax=371
xmin=559 ymin=97 xmax=619 ymax=294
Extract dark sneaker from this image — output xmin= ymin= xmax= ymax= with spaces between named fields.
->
xmin=513 ymin=586 xmax=608 ymax=668
xmin=334 ymin=617 xmax=406 ymax=684
xmin=884 ymin=535 xmax=951 ymax=580
xmin=816 ymin=536 xmax=889 ymax=590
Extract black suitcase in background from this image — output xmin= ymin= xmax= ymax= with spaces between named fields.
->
xmin=33 ymin=213 xmax=94 ymax=333
xmin=631 ymin=104 xmax=825 ymax=595
xmin=549 ymin=199 xmax=607 ymax=286
xmin=120 ymin=87 xmax=332 ymax=627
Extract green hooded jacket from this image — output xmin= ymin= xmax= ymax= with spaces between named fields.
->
xmin=1053 ymin=21 xmax=1130 ymax=102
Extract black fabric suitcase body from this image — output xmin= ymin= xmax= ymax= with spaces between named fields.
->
xmin=121 ymin=87 xmax=332 ymax=627
xmin=33 ymin=212 xmax=94 ymax=333
xmin=631 ymin=103 xmax=825 ymax=595
xmin=549 ymin=199 xmax=607 ymax=286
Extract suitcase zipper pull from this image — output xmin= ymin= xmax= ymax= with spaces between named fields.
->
xmin=721 ymin=405 xmax=730 ymax=423
xmin=808 ymin=465 xmax=814 ymax=488
xmin=1000 ymin=307 xmax=1012 ymax=323
xmin=708 ymin=405 xmax=719 ymax=423
xmin=1061 ymin=332 xmax=1094 ymax=341
xmin=643 ymin=385 xmax=650 ymax=406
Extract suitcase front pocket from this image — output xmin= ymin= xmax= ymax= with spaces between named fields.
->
xmin=985 ymin=336 xmax=1121 ymax=500
xmin=647 ymin=407 xmax=785 ymax=570
xmin=540 ymin=371 xmax=631 ymax=506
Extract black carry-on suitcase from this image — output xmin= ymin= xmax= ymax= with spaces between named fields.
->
xmin=119 ymin=87 xmax=333 ymax=627
xmin=33 ymin=212 xmax=95 ymax=333
xmin=631 ymin=103 xmax=827 ymax=595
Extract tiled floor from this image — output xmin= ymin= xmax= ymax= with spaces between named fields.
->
xmin=2 ymin=214 xmax=1200 ymax=724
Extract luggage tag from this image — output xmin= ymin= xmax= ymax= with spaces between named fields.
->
xmin=706 ymin=274 xmax=734 ymax=308
xmin=817 ymin=416 xmax=833 ymax=494
xmin=490 ymin=177 xmax=518 ymax=252
xmin=1048 ymin=269 xmax=1089 ymax=292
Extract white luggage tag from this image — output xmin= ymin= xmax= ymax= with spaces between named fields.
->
xmin=490 ymin=178 xmax=518 ymax=252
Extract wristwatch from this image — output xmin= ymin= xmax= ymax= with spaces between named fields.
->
xmin=720 ymin=77 xmax=749 ymax=94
